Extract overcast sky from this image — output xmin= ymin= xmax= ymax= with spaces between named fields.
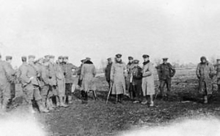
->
xmin=0 ymin=0 xmax=220 ymax=67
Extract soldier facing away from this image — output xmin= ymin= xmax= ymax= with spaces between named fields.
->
xmin=157 ymin=58 xmax=176 ymax=100
xmin=196 ymin=56 xmax=215 ymax=104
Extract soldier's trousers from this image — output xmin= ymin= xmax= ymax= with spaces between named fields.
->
xmin=48 ymin=85 xmax=58 ymax=98
xmin=159 ymin=79 xmax=171 ymax=96
xmin=23 ymin=84 xmax=42 ymax=105
xmin=133 ymin=80 xmax=142 ymax=101
xmin=57 ymin=79 xmax=65 ymax=97
xmin=10 ymin=83 xmax=16 ymax=100
xmin=40 ymin=85 xmax=49 ymax=101
xmin=65 ymin=83 xmax=72 ymax=96
xmin=0 ymin=83 xmax=11 ymax=105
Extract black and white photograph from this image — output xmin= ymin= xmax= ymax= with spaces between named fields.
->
xmin=0 ymin=0 xmax=220 ymax=136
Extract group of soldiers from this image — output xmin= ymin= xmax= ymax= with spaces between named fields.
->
xmin=105 ymin=54 xmax=176 ymax=107
xmin=0 ymin=54 xmax=78 ymax=113
xmin=105 ymin=54 xmax=220 ymax=106
xmin=0 ymin=53 xmax=219 ymax=113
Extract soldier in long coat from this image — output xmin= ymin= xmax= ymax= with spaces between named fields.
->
xmin=20 ymin=55 xmax=48 ymax=113
xmin=56 ymin=56 xmax=68 ymax=107
xmin=110 ymin=54 xmax=127 ymax=103
xmin=80 ymin=58 xmax=96 ymax=103
xmin=105 ymin=58 xmax=112 ymax=88
xmin=196 ymin=56 xmax=215 ymax=104
xmin=141 ymin=55 xmax=155 ymax=107
xmin=5 ymin=56 xmax=16 ymax=104
xmin=62 ymin=56 xmax=77 ymax=104
xmin=0 ymin=55 xmax=14 ymax=112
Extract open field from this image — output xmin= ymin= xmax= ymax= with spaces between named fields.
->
xmin=10 ymin=68 xmax=220 ymax=136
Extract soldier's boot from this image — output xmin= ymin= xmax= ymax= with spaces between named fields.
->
xmin=37 ymin=100 xmax=49 ymax=113
xmin=2 ymin=99 xmax=9 ymax=113
xmin=49 ymin=98 xmax=56 ymax=109
xmin=60 ymin=96 xmax=68 ymax=108
xmin=82 ymin=92 xmax=88 ymax=104
xmin=46 ymin=99 xmax=54 ymax=111
xmin=55 ymin=96 xmax=61 ymax=107
xmin=68 ymin=95 xmax=73 ymax=104
xmin=28 ymin=105 xmax=36 ymax=114
xmin=81 ymin=91 xmax=85 ymax=100
xmin=92 ymin=90 xmax=97 ymax=100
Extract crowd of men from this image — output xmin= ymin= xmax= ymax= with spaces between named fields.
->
xmin=105 ymin=54 xmax=220 ymax=106
xmin=0 ymin=55 xmax=80 ymax=113
xmin=0 ymin=53 xmax=219 ymax=114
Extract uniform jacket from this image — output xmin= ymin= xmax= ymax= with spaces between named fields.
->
xmin=142 ymin=61 xmax=155 ymax=96
xmin=20 ymin=63 xmax=40 ymax=87
xmin=105 ymin=62 xmax=112 ymax=82
xmin=196 ymin=62 xmax=215 ymax=82
xmin=55 ymin=63 xmax=65 ymax=81
xmin=131 ymin=65 xmax=142 ymax=85
xmin=48 ymin=63 xmax=57 ymax=86
xmin=126 ymin=62 xmax=134 ymax=82
xmin=36 ymin=63 xmax=50 ymax=86
xmin=80 ymin=60 xmax=96 ymax=92
xmin=157 ymin=63 xmax=176 ymax=80
xmin=110 ymin=60 xmax=127 ymax=94
xmin=62 ymin=63 xmax=77 ymax=83
xmin=0 ymin=60 xmax=14 ymax=86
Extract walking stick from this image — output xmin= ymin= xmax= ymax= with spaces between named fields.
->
xmin=106 ymin=82 xmax=113 ymax=104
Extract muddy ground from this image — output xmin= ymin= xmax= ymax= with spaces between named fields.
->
xmin=11 ymin=69 xmax=220 ymax=136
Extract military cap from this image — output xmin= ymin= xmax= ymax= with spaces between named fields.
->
xmin=44 ymin=55 xmax=50 ymax=58
xmin=107 ymin=58 xmax=111 ymax=61
xmin=163 ymin=58 xmax=168 ymax=60
xmin=63 ymin=56 xmax=68 ymax=59
xmin=6 ymin=56 xmax=12 ymax=60
xmin=142 ymin=54 xmax=149 ymax=58
xmin=128 ymin=56 xmax=133 ymax=60
xmin=133 ymin=59 xmax=139 ymax=64
xmin=115 ymin=54 xmax=122 ymax=58
xmin=58 ymin=56 xmax=63 ymax=59
xmin=85 ymin=57 xmax=91 ymax=61
xmin=43 ymin=58 xmax=49 ymax=63
xmin=21 ymin=56 xmax=27 ymax=59
xmin=217 ymin=59 xmax=220 ymax=61
xmin=49 ymin=55 xmax=55 ymax=59
xmin=28 ymin=55 xmax=35 ymax=59
xmin=200 ymin=56 xmax=206 ymax=61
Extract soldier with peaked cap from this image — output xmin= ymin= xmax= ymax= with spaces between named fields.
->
xmin=5 ymin=56 xmax=16 ymax=104
xmin=20 ymin=55 xmax=48 ymax=113
xmin=141 ymin=55 xmax=155 ymax=106
xmin=131 ymin=59 xmax=143 ymax=103
xmin=110 ymin=54 xmax=127 ymax=103
xmin=105 ymin=58 xmax=113 ymax=88
xmin=196 ymin=56 xmax=215 ymax=104
xmin=55 ymin=56 xmax=68 ymax=107
xmin=157 ymin=57 xmax=176 ymax=100
xmin=0 ymin=54 xmax=15 ymax=112
xmin=80 ymin=57 xmax=96 ymax=104
xmin=62 ymin=56 xmax=78 ymax=104
xmin=77 ymin=59 xmax=85 ymax=89
xmin=126 ymin=56 xmax=134 ymax=99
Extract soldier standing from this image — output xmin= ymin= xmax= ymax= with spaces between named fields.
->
xmin=141 ymin=55 xmax=155 ymax=106
xmin=5 ymin=56 xmax=16 ymax=104
xmin=48 ymin=55 xmax=59 ymax=108
xmin=77 ymin=59 xmax=85 ymax=89
xmin=196 ymin=56 xmax=215 ymax=104
xmin=80 ymin=57 xmax=96 ymax=104
xmin=126 ymin=56 xmax=134 ymax=99
xmin=110 ymin=54 xmax=127 ymax=103
xmin=56 ymin=56 xmax=68 ymax=107
xmin=215 ymin=59 xmax=220 ymax=92
xmin=105 ymin=58 xmax=112 ymax=88
xmin=62 ymin=56 xmax=77 ymax=104
xmin=157 ymin=58 xmax=176 ymax=100
xmin=20 ymin=55 xmax=48 ymax=113
xmin=131 ymin=60 xmax=143 ymax=103
xmin=0 ymin=54 xmax=14 ymax=112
